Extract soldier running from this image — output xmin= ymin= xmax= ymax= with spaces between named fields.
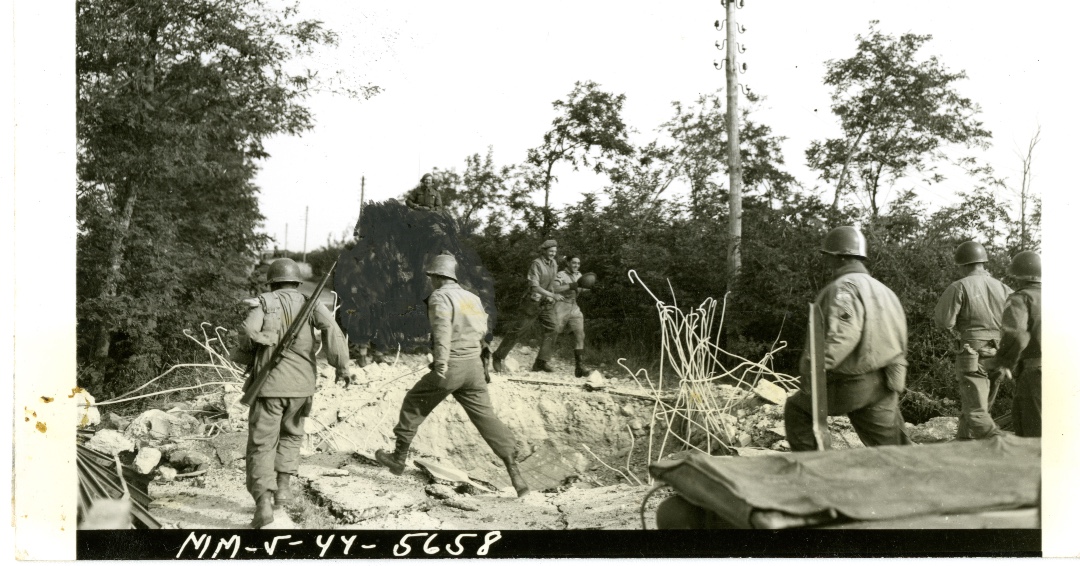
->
xmin=375 ymin=253 xmax=530 ymax=496
xmin=491 ymin=239 xmax=563 ymax=373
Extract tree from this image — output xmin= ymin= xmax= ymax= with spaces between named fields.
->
xmin=525 ymin=81 xmax=634 ymax=236
xmin=1011 ymin=126 xmax=1042 ymax=251
xmin=77 ymin=0 xmax=376 ymax=392
xmin=807 ymin=21 xmax=992 ymax=217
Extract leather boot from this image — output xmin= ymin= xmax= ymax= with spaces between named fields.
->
xmin=531 ymin=358 xmax=555 ymax=373
xmin=251 ymin=491 xmax=275 ymax=528
xmin=273 ymin=472 xmax=294 ymax=510
xmin=574 ymin=349 xmax=590 ymax=378
xmin=503 ymin=456 xmax=530 ymax=497
xmin=375 ymin=439 xmax=410 ymax=475
xmin=492 ymin=356 xmax=507 ymax=374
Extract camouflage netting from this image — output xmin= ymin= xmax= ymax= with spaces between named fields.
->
xmin=335 ymin=199 xmax=497 ymax=352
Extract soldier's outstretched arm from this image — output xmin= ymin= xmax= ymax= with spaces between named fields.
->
xmin=313 ymin=301 xmax=350 ymax=373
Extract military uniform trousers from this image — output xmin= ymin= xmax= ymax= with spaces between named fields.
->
xmin=554 ymin=302 xmax=585 ymax=350
xmin=1012 ymin=360 xmax=1041 ymax=438
xmin=393 ymin=357 xmax=517 ymax=459
xmin=493 ymin=299 xmax=559 ymax=361
xmin=954 ymin=339 xmax=1002 ymax=440
xmin=784 ymin=369 xmax=911 ymax=451
xmin=246 ymin=396 xmax=311 ymax=498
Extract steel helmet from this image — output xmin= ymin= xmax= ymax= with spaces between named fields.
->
xmin=820 ymin=226 xmax=867 ymax=259
xmin=1008 ymin=251 xmax=1041 ymax=282
xmin=426 ymin=253 xmax=458 ymax=281
xmin=954 ymin=241 xmax=988 ymax=265
xmin=267 ymin=258 xmax=303 ymax=284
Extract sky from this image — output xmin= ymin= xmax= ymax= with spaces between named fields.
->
xmin=254 ymin=1 xmax=1076 ymax=252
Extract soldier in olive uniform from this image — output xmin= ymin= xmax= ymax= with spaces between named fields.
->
xmin=374 ymin=254 xmax=529 ymax=496
xmin=934 ymin=241 xmax=1013 ymax=440
xmin=783 ymin=226 xmax=912 ymax=451
xmin=234 ymin=258 xmax=351 ymax=528
xmin=492 ymin=239 xmax=564 ymax=373
xmin=552 ymin=254 xmax=592 ymax=377
xmin=405 ymin=173 xmax=444 ymax=211
xmin=992 ymin=251 xmax=1042 ymax=437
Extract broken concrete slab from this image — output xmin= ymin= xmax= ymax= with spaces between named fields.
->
xmin=85 ymin=429 xmax=136 ymax=455
xmin=134 ymin=447 xmax=162 ymax=474
xmin=753 ymin=379 xmax=790 ymax=406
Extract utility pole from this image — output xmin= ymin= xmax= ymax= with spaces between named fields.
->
xmin=284 ymin=223 xmax=288 ymax=256
xmin=302 ymin=206 xmax=309 ymax=263
xmin=354 ymin=176 xmax=365 ymax=239
xmin=724 ymin=0 xmax=744 ymax=297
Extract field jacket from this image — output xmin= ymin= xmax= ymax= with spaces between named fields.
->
xmin=428 ymin=282 xmax=489 ymax=376
xmin=238 ymin=288 xmax=349 ymax=397
xmin=934 ymin=271 xmax=1013 ymax=342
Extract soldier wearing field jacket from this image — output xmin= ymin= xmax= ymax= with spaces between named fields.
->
xmin=491 ymin=239 xmax=563 ymax=373
xmin=934 ymin=241 xmax=1013 ymax=440
xmin=375 ymin=253 xmax=529 ymax=497
xmin=233 ymin=258 xmax=350 ymax=528
xmin=784 ymin=226 xmax=912 ymax=451
xmin=993 ymin=251 xmax=1042 ymax=438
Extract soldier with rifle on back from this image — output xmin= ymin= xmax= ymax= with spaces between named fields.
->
xmin=232 ymin=258 xmax=351 ymax=528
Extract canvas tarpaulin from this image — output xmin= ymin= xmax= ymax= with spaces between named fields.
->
xmin=649 ymin=435 xmax=1039 ymax=529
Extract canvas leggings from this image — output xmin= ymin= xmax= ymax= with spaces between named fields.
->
xmin=246 ymin=396 xmax=310 ymax=499
xmin=784 ymin=369 xmax=911 ymax=452
xmin=393 ymin=357 xmax=517 ymax=459
xmin=954 ymin=339 xmax=1002 ymax=440
xmin=1012 ymin=361 xmax=1041 ymax=438
xmin=493 ymin=299 xmax=559 ymax=362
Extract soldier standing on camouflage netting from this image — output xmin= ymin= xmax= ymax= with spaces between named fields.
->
xmin=551 ymin=253 xmax=597 ymax=377
xmin=405 ymin=173 xmax=444 ymax=212
xmin=933 ymin=241 xmax=1013 ymax=440
xmin=374 ymin=253 xmax=530 ymax=497
xmin=491 ymin=239 xmax=563 ymax=374
xmin=991 ymin=251 xmax=1042 ymax=438
xmin=232 ymin=258 xmax=351 ymax=528
xmin=783 ymin=226 xmax=912 ymax=451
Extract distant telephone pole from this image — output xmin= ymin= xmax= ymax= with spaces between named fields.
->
xmin=284 ymin=223 xmax=288 ymax=255
xmin=302 ymin=205 xmax=309 ymax=263
xmin=724 ymin=0 xmax=744 ymax=295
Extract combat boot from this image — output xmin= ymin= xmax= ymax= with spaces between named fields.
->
xmin=502 ymin=456 xmax=530 ymax=497
xmin=492 ymin=356 xmax=507 ymax=374
xmin=251 ymin=491 xmax=275 ymax=529
xmin=532 ymin=358 xmax=556 ymax=373
xmin=375 ymin=439 xmax=410 ymax=475
xmin=273 ymin=472 xmax=294 ymax=510
xmin=574 ymin=349 xmax=591 ymax=378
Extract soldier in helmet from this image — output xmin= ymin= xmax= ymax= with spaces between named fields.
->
xmin=491 ymin=239 xmax=563 ymax=373
xmin=374 ymin=253 xmax=530 ymax=497
xmin=233 ymin=258 xmax=351 ymax=528
xmin=405 ymin=173 xmax=444 ymax=212
xmin=783 ymin=226 xmax=912 ymax=451
xmin=992 ymin=251 xmax=1042 ymax=437
xmin=933 ymin=241 xmax=1013 ymax=440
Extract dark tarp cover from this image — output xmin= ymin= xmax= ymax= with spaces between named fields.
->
xmin=335 ymin=200 xmax=497 ymax=351
xmin=649 ymin=435 xmax=1040 ymax=529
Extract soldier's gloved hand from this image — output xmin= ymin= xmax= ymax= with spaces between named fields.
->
xmin=430 ymin=362 xmax=448 ymax=379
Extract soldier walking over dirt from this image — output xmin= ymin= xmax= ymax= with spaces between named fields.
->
xmin=551 ymin=254 xmax=596 ymax=377
xmin=234 ymin=258 xmax=351 ymax=528
xmin=375 ymin=253 xmax=530 ymax=497
xmin=933 ymin=241 xmax=1013 ymax=440
xmin=783 ymin=226 xmax=912 ymax=451
xmin=991 ymin=251 xmax=1042 ymax=437
xmin=491 ymin=239 xmax=564 ymax=374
